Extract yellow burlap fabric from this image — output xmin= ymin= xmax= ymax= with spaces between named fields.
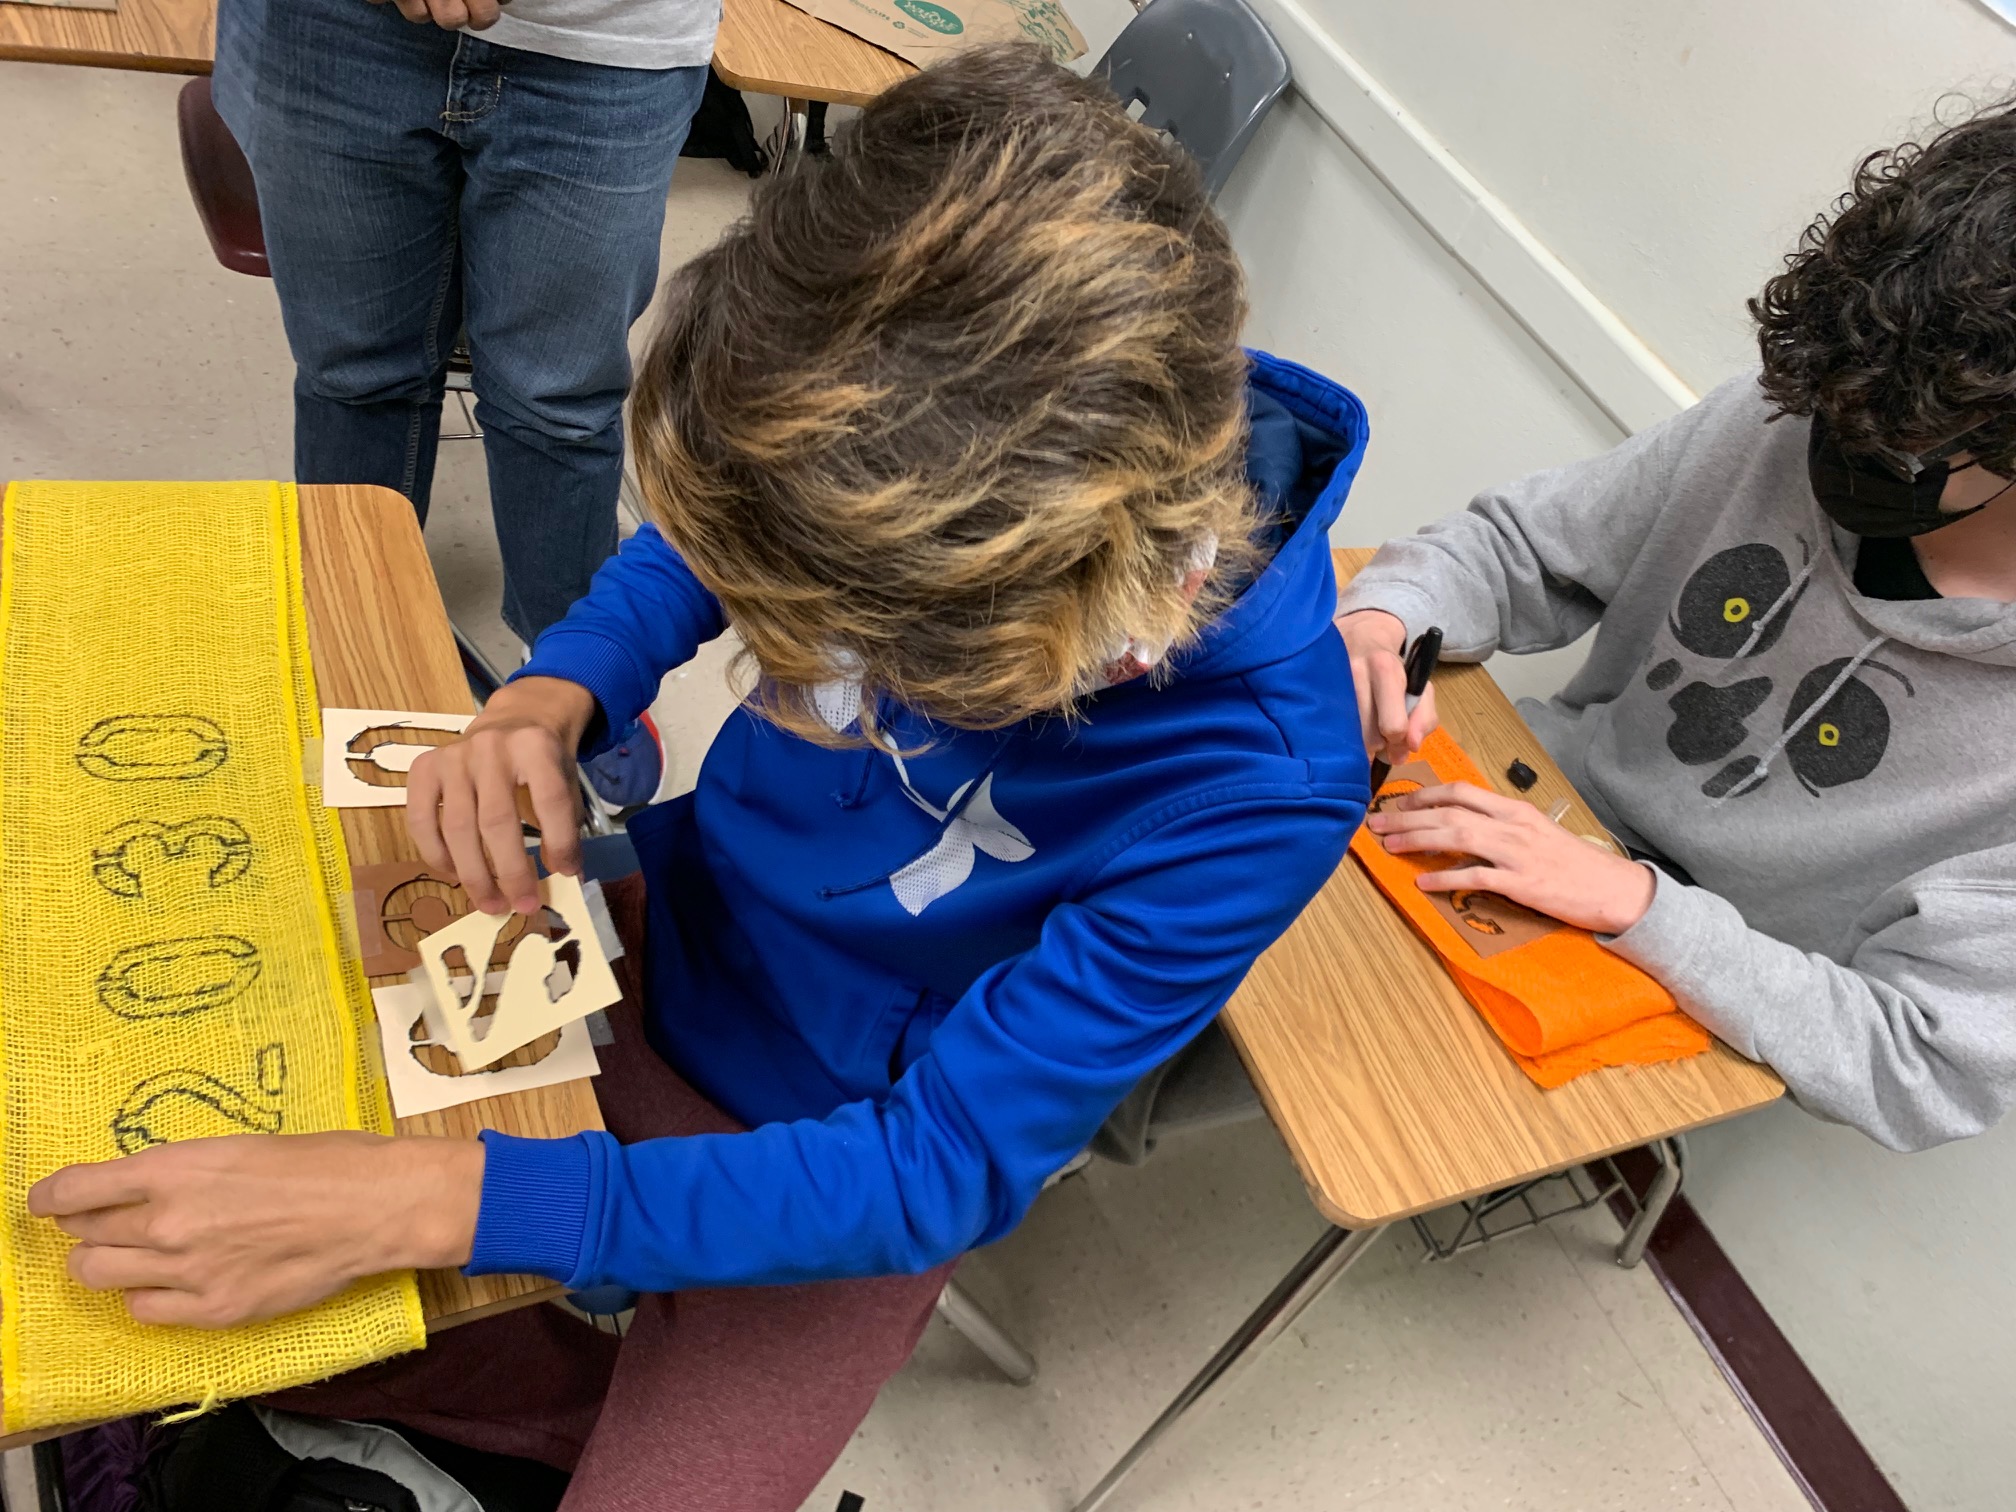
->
xmin=0 ymin=480 xmax=424 ymax=1433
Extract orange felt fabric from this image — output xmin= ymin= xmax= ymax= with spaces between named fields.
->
xmin=1350 ymin=730 xmax=1709 ymax=1088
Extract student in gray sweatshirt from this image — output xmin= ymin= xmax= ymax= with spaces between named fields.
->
xmin=1337 ymin=99 xmax=2016 ymax=1154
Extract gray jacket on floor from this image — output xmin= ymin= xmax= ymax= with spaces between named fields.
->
xmin=1338 ymin=374 xmax=2016 ymax=1152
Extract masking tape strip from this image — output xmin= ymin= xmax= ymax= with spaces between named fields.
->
xmin=580 ymin=879 xmax=625 ymax=964
xmin=334 ymin=887 xmax=364 ymax=967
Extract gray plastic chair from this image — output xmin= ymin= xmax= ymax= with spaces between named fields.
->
xmin=1092 ymin=0 xmax=1292 ymax=198
xmin=1091 ymin=1022 xmax=1262 ymax=1166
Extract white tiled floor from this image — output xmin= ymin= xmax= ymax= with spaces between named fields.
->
xmin=806 ymin=1133 xmax=1809 ymax=1512
xmin=1 ymin=58 xmax=1809 ymax=1512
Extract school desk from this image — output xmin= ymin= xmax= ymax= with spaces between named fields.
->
xmin=0 ymin=0 xmax=919 ymax=113
xmin=0 ymin=0 xmax=211 ymax=73
xmin=713 ymin=0 xmax=914 ymax=108
xmin=0 ymin=482 xmax=605 ymax=1448
xmin=1069 ymin=547 xmax=1786 ymax=1512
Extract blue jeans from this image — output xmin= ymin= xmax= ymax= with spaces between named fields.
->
xmin=215 ymin=0 xmax=706 ymax=639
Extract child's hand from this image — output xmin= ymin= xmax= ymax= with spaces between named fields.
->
xmin=1366 ymin=781 xmax=1657 ymax=936
xmin=1336 ymin=609 xmax=1438 ymax=768
xmin=406 ymin=676 xmax=597 ymax=914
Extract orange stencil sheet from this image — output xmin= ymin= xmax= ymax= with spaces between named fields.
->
xmin=1349 ymin=730 xmax=1708 ymax=1088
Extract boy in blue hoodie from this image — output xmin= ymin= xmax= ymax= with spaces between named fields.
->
xmin=37 ymin=45 xmax=1372 ymax=1508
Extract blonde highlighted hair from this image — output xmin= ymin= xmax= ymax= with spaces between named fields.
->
xmin=630 ymin=43 xmax=1257 ymax=744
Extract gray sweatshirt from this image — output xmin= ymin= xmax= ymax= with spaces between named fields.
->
xmin=1338 ymin=374 xmax=2016 ymax=1152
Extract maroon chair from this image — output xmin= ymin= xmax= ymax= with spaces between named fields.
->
xmin=177 ymin=77 xmax=270 ymax=278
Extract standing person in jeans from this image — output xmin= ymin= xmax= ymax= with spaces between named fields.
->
xmin=213 ymin=0 xmax=713 ymax=807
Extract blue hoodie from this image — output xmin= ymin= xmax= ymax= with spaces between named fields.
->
xmin=467 ymin=352 xmax=1372 ymax=1292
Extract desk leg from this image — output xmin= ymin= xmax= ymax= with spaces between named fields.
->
xmin=767 ymin=98 xmax=809 ymax=175
xmin=1069 ymin=1223 xmax=1388 ymax=1512
xmin=1615 ymin=1135 xmax=1684 ymax=1269
xmin=937 ymin=1280 xmax=1037 ymax=1386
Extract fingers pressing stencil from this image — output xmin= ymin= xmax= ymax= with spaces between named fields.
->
xmin=321 ymin=709 xmax=474 ymax=807
xmin=1352 ymin=730 xmax=1707 ymax=1087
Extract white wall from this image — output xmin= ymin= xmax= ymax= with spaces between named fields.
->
xmin=1207 ymin=3 xmax=2016 ymax=1507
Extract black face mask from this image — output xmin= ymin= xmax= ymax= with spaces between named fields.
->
xmin=1806 ymin=414 xmax=1986 ymax=539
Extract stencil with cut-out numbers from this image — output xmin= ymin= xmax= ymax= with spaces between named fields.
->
xmin=415 ymin=873 xmax=619 ymax=1073
xmin=370 ymin=978 xmax=598 ymax=1118
xmin=1369 ymin=761 xmax=1562 ymax=961
xmin=320 ymin=708 xmax=474 ymax=807
xmin=350 ymin=858 xmax=547 ymax=978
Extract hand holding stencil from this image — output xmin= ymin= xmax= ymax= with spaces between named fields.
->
xmin=321 ymin=709 xmax=475 ymax=808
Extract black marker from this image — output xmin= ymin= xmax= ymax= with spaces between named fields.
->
xmin=1366 ymin=625 xmax=1442 ymax=794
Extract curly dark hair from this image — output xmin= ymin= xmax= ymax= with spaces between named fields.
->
xmin=1751 ymin=95 xmax=2016 ymax=474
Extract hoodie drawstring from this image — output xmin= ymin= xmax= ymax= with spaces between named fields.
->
xmin=1711 ymin=633 xmax=1889 ymax=805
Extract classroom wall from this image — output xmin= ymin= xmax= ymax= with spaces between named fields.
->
xmin=1201 ymin=3 xmax=2016 ymax=1507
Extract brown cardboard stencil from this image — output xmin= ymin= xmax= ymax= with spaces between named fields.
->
xmin=775 ymin=0 xmax=1084 ymax=70
xmin=1430 ymin=888 xmax=1560 ymax=959
xmin=1369 ymin=760 xmax=1563 ymax=961
xmin=1366 ymin=759 xmax=1435 ymax=815
xmin=350 ymin=859 xmax=546 ymax=979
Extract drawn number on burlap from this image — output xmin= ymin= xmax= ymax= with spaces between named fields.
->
xmin=73 ymin=715 xmax=230 ymax=782
xmin=109 ymin=1043 xmax=288 ymax=1154
xmin=95 ymin=935 xmax=263 ymax=1020
xmin=90 ymin=817 xmax=254 ymax=899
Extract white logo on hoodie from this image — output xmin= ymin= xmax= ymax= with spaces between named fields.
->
xmin=813 ymin=669 xmax=1034 ymax=916
xmin=887 ymin=769 xmax=1034 ymax=917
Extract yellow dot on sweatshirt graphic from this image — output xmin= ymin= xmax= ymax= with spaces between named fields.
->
xmin=1722 ymin=596 xmax=1751 ymax=623
xmin=1818 ymin=722 xmax=1841 ymax=747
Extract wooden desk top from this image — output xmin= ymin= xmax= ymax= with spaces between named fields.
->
xmin=303 ymin=484 xmax=604 ymax=1327
xmin=0 ymin=0 xmax=213 ymax=73
xmin=714 ymin=0 xmax=912 ymax=106
xmin=0 ymin=0 xmax=906 ymax=108
xmin=1218 ymin=549 xmax=1783 ymax=1229
xmin=0 ymin=0 xmax=916 ymax=99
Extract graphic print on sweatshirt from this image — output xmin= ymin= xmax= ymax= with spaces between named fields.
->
xmin=1643 ymin=538 xmax=1914 ymax=801
xmin=816 ymin=671 xmax=1036 ymax=916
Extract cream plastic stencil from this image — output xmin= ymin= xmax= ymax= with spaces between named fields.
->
xmin=371 ymin=978 xmax=599 ymax=1118
xmin=414 ymin=873 xmax=619 ymax=1071
xmin=320 ymin=709 xmax=474 ymax=808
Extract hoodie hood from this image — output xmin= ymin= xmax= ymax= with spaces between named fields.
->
xmin=1173 ymin=350 xmax=1370 ymax=682
xmin=1819 ymin=507 xmax=2016 ymax=668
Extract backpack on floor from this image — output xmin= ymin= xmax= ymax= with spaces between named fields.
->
xmin=679 ymin=68 xmax=770 ymax=178
xmin=136 ymin=1403 xmax=567 ymax=1512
